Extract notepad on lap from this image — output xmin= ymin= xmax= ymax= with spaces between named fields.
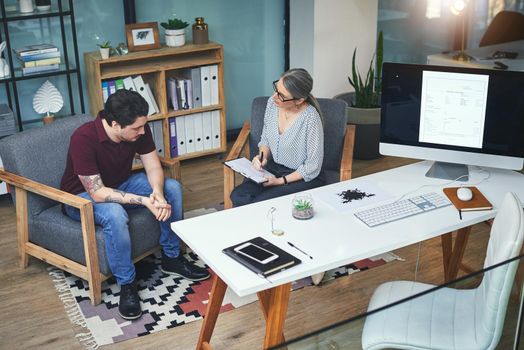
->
xmin=443 ymin=186 xmax=493 ymax=212
xmin=223 ymin=237 xmax=301 ymax=277
xmin=224 ymin=157 xmax=275 ymax=184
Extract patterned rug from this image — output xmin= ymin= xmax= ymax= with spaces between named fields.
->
xmin=49 ymin=209 xmax=403 ymax=349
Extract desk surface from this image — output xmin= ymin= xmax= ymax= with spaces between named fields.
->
xmin=172 ymin=161 xmax=524 ymax=297
xmin=427 ymin=40 xmax=524 ymax=71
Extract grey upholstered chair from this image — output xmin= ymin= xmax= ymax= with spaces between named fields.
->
xmin=223 ymin=96 xmax=355 ymax=284
xmin=0 ymin=115 xmax=179 ymax=305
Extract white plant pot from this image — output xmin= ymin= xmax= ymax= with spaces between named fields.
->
xmin=19 ymin=0 xmax=34 ymax=13
xmin=165 ymin=29 xmax=186 ymax=47
xmin=99 ymin=47 xmax=110 ymax=60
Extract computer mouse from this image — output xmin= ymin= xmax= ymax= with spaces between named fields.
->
xmin=457 ymin=187 xmax=473 ymax=201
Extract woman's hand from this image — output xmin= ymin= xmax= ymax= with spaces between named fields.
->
xmin=262 ymin=176 xmax=285 ymax=187
xmin=252 ymin=154 xmax=268 ymax=171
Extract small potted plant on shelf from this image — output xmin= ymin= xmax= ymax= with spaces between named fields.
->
xmin=334 ymin=31 xmax=383 ymax=160
xmin=97 ymin=41 xmax=111 ymax=60
xmin=161 ymin=16 xmax=189 ymax=47
xmin=292 ymin=194 xmax=314 ymax=220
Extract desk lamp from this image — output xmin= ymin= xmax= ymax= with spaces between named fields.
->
xmin=450 ymin=0 xmax=472 ymax=61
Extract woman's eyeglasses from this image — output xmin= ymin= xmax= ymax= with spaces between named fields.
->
xmin=272 ymin=80 xmax=298 ymax=102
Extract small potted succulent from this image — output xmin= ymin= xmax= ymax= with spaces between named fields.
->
xmin=97 ymin=41 xmax=111 ymax=60
xmin=292 ymin=194 xmax=314 ymax=220
xmin=161 ymin=16 xmax=189 ymax=47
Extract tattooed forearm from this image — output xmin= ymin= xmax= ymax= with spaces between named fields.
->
xmin=130 ymin=197 xmax=143 ymax=204
xmin=113 ymin=189 xmax=126 ymax=198
xmin=104 ymin=195 xmax=125 ymax=203
xmin=79 ymin=174 xmax=104 ymax=194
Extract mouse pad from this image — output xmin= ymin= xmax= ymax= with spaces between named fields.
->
xmin=443 ymin=186 xmax=493 ymax=212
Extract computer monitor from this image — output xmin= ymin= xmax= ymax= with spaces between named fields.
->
xmin=380 ymin=63 xmax=524 ymax=181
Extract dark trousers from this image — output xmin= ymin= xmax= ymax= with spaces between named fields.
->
xmin=230 ymin=159 xmax=325 ymax=207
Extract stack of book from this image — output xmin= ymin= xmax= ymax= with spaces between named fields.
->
xmin=13 ymin=44 xmax=61 ymax=75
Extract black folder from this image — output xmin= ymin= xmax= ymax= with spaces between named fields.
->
xmin=222 ymin=236 xmax=301 ymax=277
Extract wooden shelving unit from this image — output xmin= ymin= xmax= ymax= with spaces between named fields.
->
xmin=84 ymin=42 xmax=227 ymax=162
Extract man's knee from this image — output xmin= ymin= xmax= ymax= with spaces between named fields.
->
xmin=164 ymin=179 xmax=182 ymax=200
xmin=98 ymin=203 xmax=129 ymax=227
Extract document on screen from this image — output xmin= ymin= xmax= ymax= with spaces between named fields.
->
xmin=419 ymin=70 xmax=489 ymax=149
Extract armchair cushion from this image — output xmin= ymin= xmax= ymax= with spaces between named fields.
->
xmin=30 ymin=205 xmax=160 ymax=275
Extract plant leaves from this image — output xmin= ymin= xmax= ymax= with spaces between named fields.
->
xmin=32 ymin=80 xmax=64 ymax=115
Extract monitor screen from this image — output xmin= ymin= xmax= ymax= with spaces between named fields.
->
xmin=380 ymin=63 xmax=524 ymax=178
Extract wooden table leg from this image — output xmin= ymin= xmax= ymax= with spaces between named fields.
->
xmin=441 ymin=232 xmax=453 ymax=278
xmin=442 ymin=226 xmax=472 ymax=282
xmin=257 ymin=282 xmax=292 ymax=349
xmin=196 ymin=275 xmax=227 ymax=350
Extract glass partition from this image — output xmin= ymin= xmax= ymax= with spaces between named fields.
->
xmin=272 ymin=253 xmax=524 ymax=350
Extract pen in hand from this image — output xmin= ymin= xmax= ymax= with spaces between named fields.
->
xmin=260 ymin=152 xmax=264 ymax=168
xmin=287 ymin=241 xmax=313 ymax=260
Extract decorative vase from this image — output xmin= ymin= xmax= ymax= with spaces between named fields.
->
xmin=19 ymin=0 xmax=34 ymax=13
xmin=42 ymin=115 xmax=54 ymax=125
xmin=192 ymin=17 xmax=209 ymax=45
xmin=99 ymin=47 xmax=110 ymax=60
xmin=334 ymin=92 xmax=382 ymax=160
xmin=165 ymin=29 xmax=186 ymax=47
xmin=35 ymin=0 xmax=50 ymax=11
xmin=292 ymin=193 xmax=314 ymax=220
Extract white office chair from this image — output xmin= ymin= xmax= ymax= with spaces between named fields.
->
xmin=361 ymin=192 xmax=524 ymax=350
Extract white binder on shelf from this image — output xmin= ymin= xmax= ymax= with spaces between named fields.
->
xmin=209 ymin=64 xmax=219 ymax=105
xmin=200 ymin=65 xmax=211 ymax=106
xmin=193 ymin=113 xmax=204 ymax=152
xmin=123 ymin=76 xmax=136 ymax=91
xmin=132 ymin=75 xmax=156 ymax=116
xmin=145 ymin=83 xmax=159 ymax=114
xmin=151 ymin=120 xmax=165 ymax=157
xmin=190 ymin=67 xmax=202 ymax=108
xmin=202 ymin=111 xmax=213 ymax=150
xmin=211 ymin=110 xmax=221 ymax=149
xmin=177 ymin=79 xmax=188 ymax=109
xmin=184 ymin=114 xmax=196 ymax=154
xmin=175 ymin=116 xmax=187 ymax=156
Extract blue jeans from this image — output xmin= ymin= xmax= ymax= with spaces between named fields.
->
xmin=64 ymin=172 xmax=183 ymax=285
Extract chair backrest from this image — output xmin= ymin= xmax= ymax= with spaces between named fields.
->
xmin=249 ymin=96 xmax=347 ymax=174
xmin=479 ymin=11 xmax=524 ymax=47
xmin=474 ymin=192 xmax=524 ymax=348
xmin=0 ymin=114 xmax=92 ymax=216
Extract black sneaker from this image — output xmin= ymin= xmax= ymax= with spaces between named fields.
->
xmin=118 ymin=281 xmax=142 ymax=320
xmin=161 ymin=253 xmax=211 ymax=281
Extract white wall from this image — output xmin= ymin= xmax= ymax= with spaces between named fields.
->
xmin=290 ymin=0 xmax=378 ymax=98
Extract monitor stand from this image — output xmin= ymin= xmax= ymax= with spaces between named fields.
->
xmin=425 ymin=161 xmax=469 ymax=182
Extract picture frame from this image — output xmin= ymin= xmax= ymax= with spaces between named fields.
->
xmin=125 ymin=22 xmax=161 ymax=52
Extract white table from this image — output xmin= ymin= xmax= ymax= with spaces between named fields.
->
xmin=172 ymin=161 xmax=524 ymax=349
xmin=427 ymin=40 xmax=524 ymax=71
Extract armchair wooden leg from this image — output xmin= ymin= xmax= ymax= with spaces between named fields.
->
xmin=224 ymin=167 xmax=235 ymax=210
xmin=15 ymin=187 xmax=29 ymax=269
xmin=79 ymin=203 xmax=102 ymax=305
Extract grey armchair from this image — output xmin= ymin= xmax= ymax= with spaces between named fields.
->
xmin=0 ymin=115 xmax=180 ymax=305
xmin=224 ymin=96 xmax=355 ymax=208
xmin=223 ymin=97 xmax=355 ymax=285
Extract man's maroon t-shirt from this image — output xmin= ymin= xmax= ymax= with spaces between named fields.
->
xmin=60 ymin=114 xmax=156 ymax=195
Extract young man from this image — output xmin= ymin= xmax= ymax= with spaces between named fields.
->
xmin=60 ymin=89 xmax=210 ymax=320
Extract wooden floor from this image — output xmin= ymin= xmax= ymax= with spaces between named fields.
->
xmin=0 ymin=154 xmax=520 ymax=350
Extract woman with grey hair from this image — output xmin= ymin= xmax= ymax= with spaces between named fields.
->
xmin=230 ymin=68 xmax=325 ymax=207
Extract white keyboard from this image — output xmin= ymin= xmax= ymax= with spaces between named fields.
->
xmin=354 ymin=192 xmax=452 ymax=228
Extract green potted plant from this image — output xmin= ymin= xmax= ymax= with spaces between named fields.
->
xmin=97 ymin=41 xmax=111 ymax=60
xmin=335 ymin=31 xmax=383 ymax=160
xmin=161 ymin=17 xmax=189 ymax=47
xmin=292 ymin=194 xmax=314 ymax=220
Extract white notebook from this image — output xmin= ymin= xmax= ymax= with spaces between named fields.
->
xmin=224 ymin=157 xmax=275 ymax=184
